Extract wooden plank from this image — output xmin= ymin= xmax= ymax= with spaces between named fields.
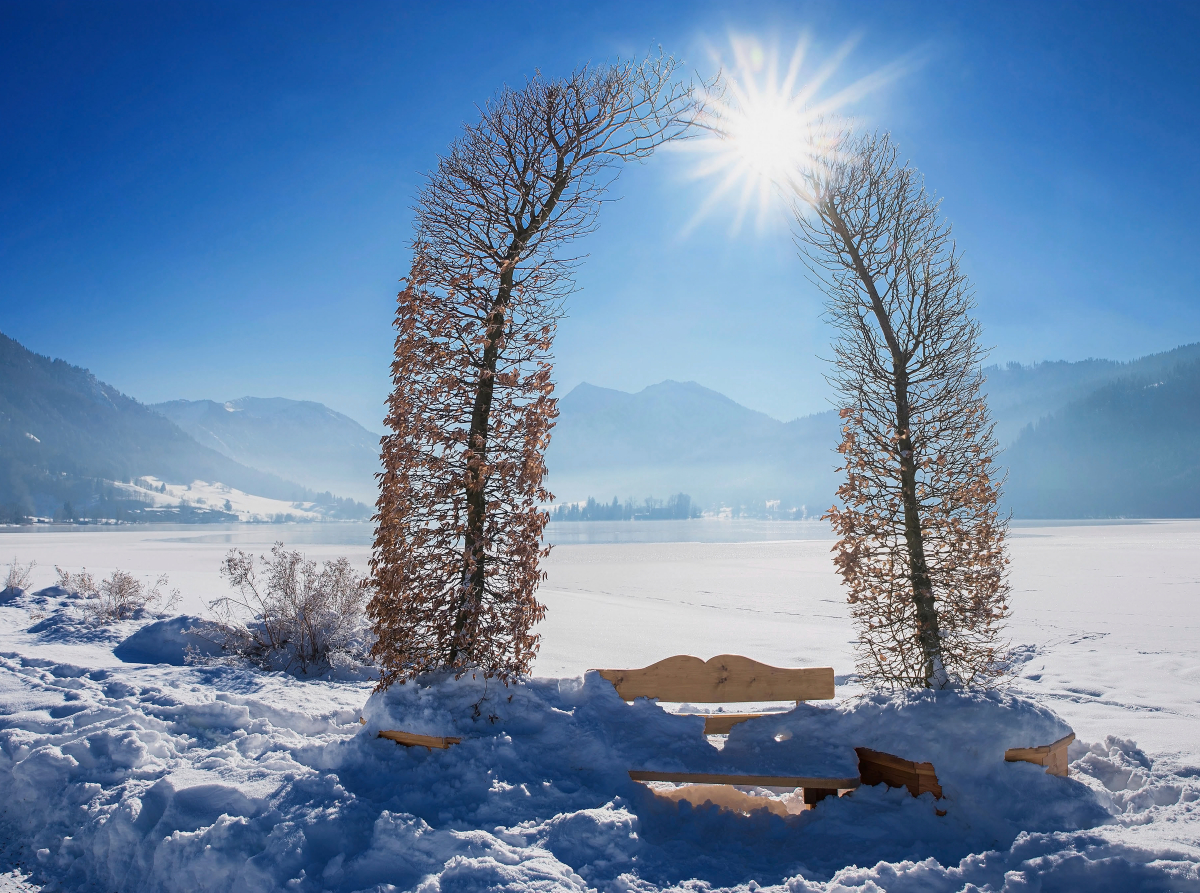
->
xmin=856 ymin=747 xmax=943 ymax=799
xmin=1045 ymin=734 xmax=1073 ymax=777
xmin=651 ymin=783 xmax=791 ymax=817
xmin=379 ymin=729 xmax=462 ymax=749
xmin=699 ymin=713 xmax=769 ymax=734
xmin=802 ymin=787 xmax=838 ymax=806
xmin=596 ymin=655 xmax=835 ymax=703
xmin=629 ymin=770 xmax=860 ymax=789
xmin=1005 ymin=732 xmax=1075 ymax=778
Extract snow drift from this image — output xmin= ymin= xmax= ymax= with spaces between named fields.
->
xmin=0 ymin=589 xmax=1197 ymax=892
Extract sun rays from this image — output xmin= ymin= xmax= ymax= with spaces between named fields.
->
xmin=680 ymin=34 xmax=911 ymax=236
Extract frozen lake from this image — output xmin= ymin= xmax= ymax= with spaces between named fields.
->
xmin=3 ymin=518 xmax=1197 ymax=759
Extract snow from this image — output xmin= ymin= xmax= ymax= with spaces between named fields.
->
xmin=112 ymin=476 xmax=326 ymax=522
xmin=0 ymin=520 xmax=1197 ymax=891
xmin=112 ymin=617 xmax=225 ymax=666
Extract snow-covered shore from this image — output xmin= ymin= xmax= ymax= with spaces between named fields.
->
xmin=0 ymin=521 xmax=1197 ymax=891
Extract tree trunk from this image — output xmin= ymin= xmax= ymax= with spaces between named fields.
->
xmin=445 ymin=157 xmax=575 ymax=667
xmin=826 ymin=204 xmax=945 ymax=686
xmin=448 ymin=269 xmax=513 ymax=666
xmin=891 ymin=367 xmax=945 ymax=687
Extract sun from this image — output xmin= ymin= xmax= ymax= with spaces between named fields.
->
xmin=716 ymin=40 xmax=819 ymax=188
xmin=682 ymin=35 xmax=904 ymax=234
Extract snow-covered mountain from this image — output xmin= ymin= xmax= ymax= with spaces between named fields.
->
xmin=0 ymin=332 xmax=368 ymax=522
xmin=152 ymin=397 xmax=383 ymax=505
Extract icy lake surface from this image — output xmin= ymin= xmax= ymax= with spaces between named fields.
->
xmin=0 ymin=519 xmax=1197 ymax=891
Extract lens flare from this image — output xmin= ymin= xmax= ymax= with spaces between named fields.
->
xmin=682 ymin=34 xmax=910 ymax=235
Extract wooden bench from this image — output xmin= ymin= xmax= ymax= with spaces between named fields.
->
xmin=1005 ymin=732 xmax=1074 ymax=777
xmin=596 ymin=654 xmax=859 ymax=807
xmin=368 ymin=657 xmax=1075 ymax=817
xmin=852 ymin=731 xmax=1073 ymax=817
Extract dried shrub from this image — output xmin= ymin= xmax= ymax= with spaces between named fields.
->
xmin=190 ymin=544 xmax=372 ymax=674
xmin=56 ymin=566 xmax=97 ymax=596
xmin=4 ymin=557 xmax=36 ymax=591
xmin=59 ymin=569 xmax=180 ymax=624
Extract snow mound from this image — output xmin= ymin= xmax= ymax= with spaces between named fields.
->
xmin=352 ymin=676 xmax=1114 ymax=878
xmin=113 ymin=616 xmax=224 ymax=665
xmin=0 ymin=611 xmax=1196 ymax=892
xmin=16 ymin=586 xmax=135 ymax=647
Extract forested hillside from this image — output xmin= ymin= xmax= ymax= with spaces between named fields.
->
xmin=0 ymin=333 xmax=366 ymax=521
xmin=1003 ymin=359 xmax=1200 ymax=517
xmin=983 ymin=343 xmax=1200 ymax=445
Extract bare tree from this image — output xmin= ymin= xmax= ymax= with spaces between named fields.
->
xmin=371 ymin=55 xmax=700 ymax=688
xmin=790 ymin=130 xmax=1010 ymax=689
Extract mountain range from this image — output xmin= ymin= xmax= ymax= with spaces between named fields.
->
xmin=546 ymin=343 xmax=1200 ymax=519
xmin=544 ymin=381 xmax=839 ymax=515
xmin=2 ymin=329 xmax=1198 ymax=521
xmin=0 ymin=333 xmax=368 ymax=522
xmin=152 ymin=398 xmax=382 ymax=504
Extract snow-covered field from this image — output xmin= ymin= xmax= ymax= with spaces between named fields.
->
xmin=111 ymin=477 xmax=327 ymax=522
xmin=0 ymin=520 xmax=1197 ymax=891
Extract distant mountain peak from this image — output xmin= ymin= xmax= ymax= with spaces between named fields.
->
xmin=152 ymin=395 xmax=382 ymax=504
xmin=567 ymin=379 xmax=781 ymax=415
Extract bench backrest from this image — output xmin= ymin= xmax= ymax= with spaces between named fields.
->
xmin=595 ymin=654 xmax=835 ymax=703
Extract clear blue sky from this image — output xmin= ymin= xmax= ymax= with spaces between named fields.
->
xmin=3 ymin=0 xmax=1198 ymax=431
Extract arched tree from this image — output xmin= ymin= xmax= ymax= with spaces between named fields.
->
xmin=370 ymin=56 xmax=699 ymax=688
xmin=791 ymin=130 xmax=1010 ymax=689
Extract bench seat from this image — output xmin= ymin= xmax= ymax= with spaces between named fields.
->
xmin=1005 ymin=732 xmax=1074 ymax=777
xmin=628 ymin=770 xmax=861 ymax=788
xmin=597 ymin=655 xmax=856 ymax=806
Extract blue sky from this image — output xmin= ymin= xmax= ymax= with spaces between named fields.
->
xmin=2 ymin=0 xmax=1198 ymax=431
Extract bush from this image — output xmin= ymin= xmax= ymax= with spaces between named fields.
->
xmin=57 ymin=566 xmax=179 ymax=624
xmin=190 ymin=543 xmax=373 ymax=674
xmin=56 ymin=566 xmax=97 ymax=597
xmin=4 ymin=557 xmax=36 ymax=591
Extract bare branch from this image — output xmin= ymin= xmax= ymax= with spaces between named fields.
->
xmin=371 ymin=55 xmax=700 ymax=687
xmin=792 ymin=129 xmax=1010 ymax=689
